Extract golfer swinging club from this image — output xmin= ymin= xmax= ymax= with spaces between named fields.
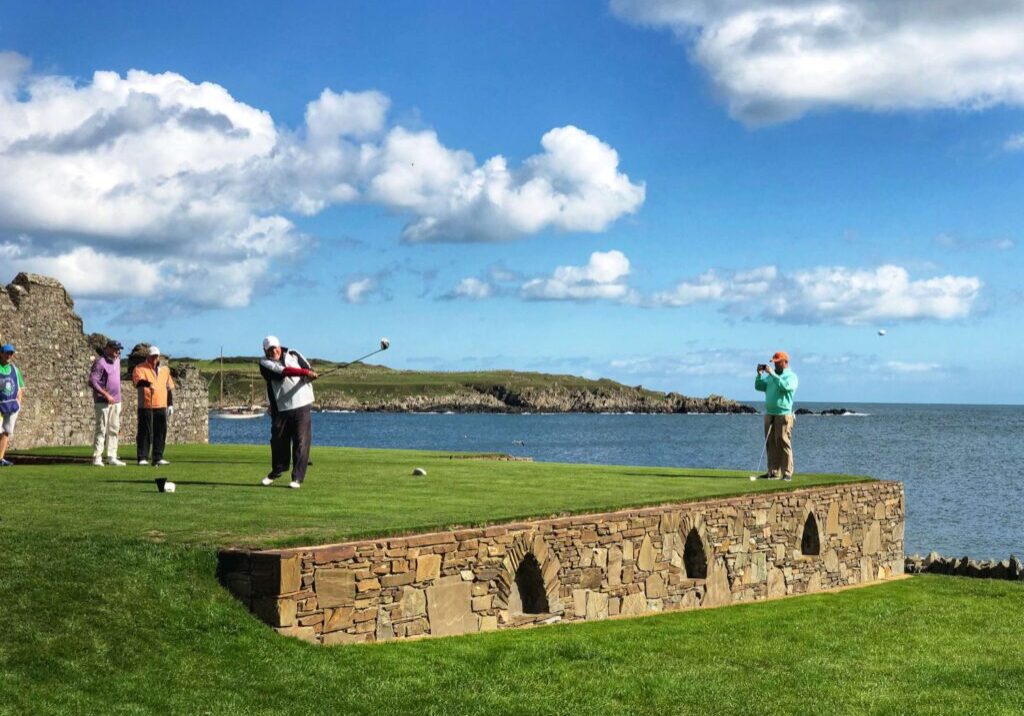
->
xmin=259 ymin=336 xmax=318 ymax=489
xmin=754 ymin=351 xmax=799 ymax=481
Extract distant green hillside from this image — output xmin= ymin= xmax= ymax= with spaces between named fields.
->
xmin=189 ymin=359 xmax=755 ymax=414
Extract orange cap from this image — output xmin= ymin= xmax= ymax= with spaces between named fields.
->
xmin=771 ymin=351 xmax=789 ymax=363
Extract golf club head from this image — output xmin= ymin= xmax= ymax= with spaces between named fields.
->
xmin=380 ymin=337 xmax=390 ymax=350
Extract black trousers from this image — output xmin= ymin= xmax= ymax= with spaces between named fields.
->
xmin=270 ymin=405 xmax=312 ymax=483
xmin=137 ymin=408 xmax=167 ymax=462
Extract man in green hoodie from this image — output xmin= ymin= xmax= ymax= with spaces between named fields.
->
xmin=754 ymin=350 xmax=799 ymax=481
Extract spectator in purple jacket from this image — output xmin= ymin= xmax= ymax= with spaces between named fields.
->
xmin=90 ymin=339 xmax=125 ymax=466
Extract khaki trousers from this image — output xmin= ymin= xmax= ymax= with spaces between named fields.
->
xmin=92 ymin=402 xmax=121 ymax=460
xmin=764 ymin=413 xmax=795 ymax=477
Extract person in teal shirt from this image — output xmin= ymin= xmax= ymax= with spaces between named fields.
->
xmin=0 ymin=343 xmax=25 ymax=467
xmin=754 ymin=350 xmax=798 ymax=481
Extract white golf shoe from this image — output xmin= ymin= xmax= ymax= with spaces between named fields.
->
xmin=108 ymin=458 xmax=126 ymax=467
xmin=156 ymin=459 xmax=170 ymax=466
xmin=289 ymin=480 xmax=301 ymax=489
xmin=138 ymin=459 xmax=149 ymax=466
xmin=92 ymin=457 xmax=104 ymax=467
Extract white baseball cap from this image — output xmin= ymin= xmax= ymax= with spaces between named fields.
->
xmin=263 ymin=335 xmax=281 ymax=351
xmin=148 ymin=346 xmax=161 ymax=356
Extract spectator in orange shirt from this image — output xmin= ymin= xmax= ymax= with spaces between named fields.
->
xmin=132 ymin=346 xmax=175 ymax=468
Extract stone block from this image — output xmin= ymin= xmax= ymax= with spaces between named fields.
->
xmin=826 ymin=501 xmax=841 ymax=535
xmin=863 ymin=521 xmax=881 ymax=555
xmin=637 ymin=535 xmax=656 ymax=571
xmin=275 ymin=625 xmax=317 ymax=643
xmin=644 ymin=573 xmax=666 ymax=599
xmin=399 ymin=587 xmax=426 ymax=618
xmin=357 ymin=578 xmax=381 ymax=593
xmin=585 ymin=591 xmax=609 ymax=620
xmin=316 ymin=568 xmax=355 ymax=608
xmin=823 ymin=549 xmax=839 ymax=573
xmin=411 ymin=553 xmax=440 ymax=581
xmin=426 ymin=575 xmax=477 ymax=637
xmin=324 ymin=606 xmax=354 ymax=633
xmin=767 ymin=567 xmax=786 ymax=598
xmin=572 ymin=589 xmax=588 ymax=616
xmin=579 ymin=567 xmax=603 ymax=590
xmin=472 ymin=595 xmax=493 ymax=612
xmin=806 ymin=572 xmax=821 ymax=593
xmin=376 ymin=607 xmax=395 ymax=642
xmin=479 ymin=615 xmax=498 ymax=632
xmin=254 ymin=596 xmax=296 ymax=628
xmin=620 ymin=591 xmax=646 ymax=616
xmin=607 ymin=548 xmax=623 ymax=587
xmin=381 ymin=571 xmax=416 ymax=588
xmin=703 ymin=558 xmax=731 ymax=608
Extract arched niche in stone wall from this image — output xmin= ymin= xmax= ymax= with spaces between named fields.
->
xmin=676 ymin=513 xmax=712 ymax=581
xmin=801 ymin=512 xmax=822 ymax=556
xmin=798 ymin=502 xmax=824 ymax=557
xmin=493 ymin=532 xmax=562 ymax=621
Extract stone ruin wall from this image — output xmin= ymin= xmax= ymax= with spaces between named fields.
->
xmin=220 ymin=480 xmax=904 ymax=645
xmin=0 ymin=273 xmax=208 ymax=449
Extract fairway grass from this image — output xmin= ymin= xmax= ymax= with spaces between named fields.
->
xmin=5 ymin=444 xmax=868 ymax=548
xmin=1 ymin=444 xmax=1021 ymax=715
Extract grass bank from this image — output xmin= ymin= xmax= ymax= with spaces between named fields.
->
xmin=1 ymin=445 xmax=1021 ymax=715
xmin=5 ymin=444 xmax=866 ymax=548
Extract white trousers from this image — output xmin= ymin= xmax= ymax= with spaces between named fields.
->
xmin=92 ymin=402 xmax=121 ymax=460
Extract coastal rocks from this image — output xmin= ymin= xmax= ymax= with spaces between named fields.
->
xmin=315 ymin=385 xmax=757 ymax=415
xmin=904 ymin=553 xmax=1024 ymax=581
xmin=795 ymin=408 xmax=856 ymax=416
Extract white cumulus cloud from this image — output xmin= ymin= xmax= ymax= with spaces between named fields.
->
xmin=0 ymin=52 xmax=643 ymax=311
xmin=521 ymin=250 xmax=635 ymax=301
xmin=611 ymin=0 xmax=1024 ymax=124
xmin=653 ymin=264 xmax=981 ymax=324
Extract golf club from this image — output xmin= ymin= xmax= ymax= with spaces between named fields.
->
xmin=317 ymin=338 xmax=390 ymax=378
xmin=749 ymin=422 xmax=773 ymax=481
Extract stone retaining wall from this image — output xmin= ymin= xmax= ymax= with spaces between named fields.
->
xmin=0 ymin=273 xmax=208 ymax=448
xmin=219 ymin=480 xmax=904 ymax=644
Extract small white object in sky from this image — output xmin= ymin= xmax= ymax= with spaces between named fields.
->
xmin=878 ymin=329 xmax=887 ymax=336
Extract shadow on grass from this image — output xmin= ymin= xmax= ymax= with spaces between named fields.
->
xmin=103 ymin=479 xmax=264 ymax=489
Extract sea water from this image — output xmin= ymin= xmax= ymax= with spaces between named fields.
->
xmin=211 ymin=403 xmax=1024 ymax=560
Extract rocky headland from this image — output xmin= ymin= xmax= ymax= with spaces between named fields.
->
xmin=313 ymin=385 xmax=757 ymax=414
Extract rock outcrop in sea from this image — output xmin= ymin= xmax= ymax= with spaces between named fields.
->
xmin=315 ymin=385 xmax=757 ymax=414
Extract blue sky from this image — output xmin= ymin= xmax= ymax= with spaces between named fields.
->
xmin=0 ymin=1 xmax=1022 ymax=403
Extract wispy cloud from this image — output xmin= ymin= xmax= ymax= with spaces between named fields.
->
xmin=1004 ymin=132 xmax=1024 ymax=152
xmin=934 ymin=234 xmax=1015 ymax=251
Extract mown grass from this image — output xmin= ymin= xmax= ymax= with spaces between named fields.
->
xmin=4 ymin=444 xmax=866 ymax=548
xmin=1 ymin=445 xmax=1021 ymax=715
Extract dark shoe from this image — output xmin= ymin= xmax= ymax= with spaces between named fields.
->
xmin=783 ymin=474 xmax=793 ymax=482
xmin=0 ymin=459 xmax=13 ymax=467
